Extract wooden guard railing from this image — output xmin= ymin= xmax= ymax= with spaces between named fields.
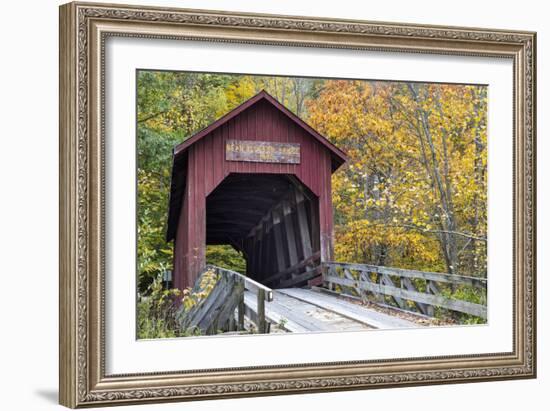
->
xmin=323 ymin=262 xmax=487 ymax=319
xmin=212 ymin=265 xmax=274 ymax=334
xmin=263 ymin=251 xmax=322 ymax=288
xmin=178 ymin=265 xmax=273 ymax=335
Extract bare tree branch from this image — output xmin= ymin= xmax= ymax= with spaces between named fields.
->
xmin=138 ymin=110 xmax=170 ymax=124
xmin=389 ymin=223 xmax=487 ymax=242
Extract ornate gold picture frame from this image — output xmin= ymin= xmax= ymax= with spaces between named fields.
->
xmin=59 ymin=1 xmax=536 ymax=408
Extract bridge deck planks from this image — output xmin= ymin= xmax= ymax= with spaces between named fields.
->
xmin=277 ymin=288 xmax=418 ymax=329
xmin=244 ymin=288 xmax=420 ymax=333
xmin=245 ymin=290 xmax=371 ymax=332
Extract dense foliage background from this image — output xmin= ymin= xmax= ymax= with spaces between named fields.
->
xmin=136 ymin=71 xmax=487 ymax=300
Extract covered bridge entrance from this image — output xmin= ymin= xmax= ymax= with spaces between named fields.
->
xmin=167 ymin=90 xmax=347 ymax=291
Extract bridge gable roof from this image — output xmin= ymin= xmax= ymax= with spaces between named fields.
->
xmin=173 ymin=89 xmax=348 ymax=167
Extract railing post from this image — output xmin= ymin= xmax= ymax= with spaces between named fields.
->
xmin=257 ymin=289 xmax=266 ymax=333
xmin=425 ymin=280 xmax=438 ymax=317
xmin=238 ymin=281 xmax=245 ymax=331
xmin=328 ymin=265 xmax=334 ymax=291
xmin=373 ymin=269 xmax=385 ymax=304
xmin=358 ymin=270 xmax=370 ymax=303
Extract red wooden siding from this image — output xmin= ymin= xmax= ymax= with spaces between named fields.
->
xmin=168 ymin=91 xmax=346 ymax=290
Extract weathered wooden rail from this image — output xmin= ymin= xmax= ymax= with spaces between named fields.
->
xmin=178 ymin=262 xmax=487 ymax=336
xmin=263 ymin=251 xmax=321 ymax=289
xmin=323 ymin=262 xmax=487 ymax=319
xmin=178 ymin=265 xmax=273 ymax=334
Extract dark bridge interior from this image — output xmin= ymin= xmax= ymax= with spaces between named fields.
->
xmin=206 ymin=173 xmax=321 ymax=288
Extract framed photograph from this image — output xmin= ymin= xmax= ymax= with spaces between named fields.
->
xmin=59 ymin=1 xmax=536 ymax=408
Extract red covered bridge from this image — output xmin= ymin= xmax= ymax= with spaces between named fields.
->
xmin=166 ymin=91 xmax=486 ymax=334
xmin=167 ymin=90 xmax=347 ymax=291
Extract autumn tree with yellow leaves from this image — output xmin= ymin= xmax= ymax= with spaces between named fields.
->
xmin=307 ymin=80 xmax=487 ymax=278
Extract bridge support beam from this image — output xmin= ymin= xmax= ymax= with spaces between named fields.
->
xmin=243 ymin=183 xmax=321 ymax=288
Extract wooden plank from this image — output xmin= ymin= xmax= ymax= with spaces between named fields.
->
xmin=342 ymin=268 xmax=361 ymax=297
xmin=379 ymin=274 xmax=406 ymax=309
xmin=342 ymin=268 xmax=383 ymax=305
xmin=428 ymin=279 xmax=440 ymax=296
xmin=268 ymin=292 xmax=338 ymax=332
xmin=278 ymin=288 xmax=417 ymax=329
xmin=243 ymin=301 xmax=259 ymax=327
xmin=184 ymin=266 xmax=273 ymax=334
xmin=307 ymin=275 xmax=324 ymax=287
xmin=243 ymin=292 xmax=309 ymax=333
xmin=263 ymin=251 xmax=321 ymax=286
xmin=237 ymin=292 xmax=245 ymax=330
xmin=208 ymin=265 xmax=273 ymax=301
xmin=219 ymin=330 xmax=253 ymax=336
xmin=179 ymin=265 xmax=277 ymax=335
xmin=295 ymin=190 xmax=313 ymax=258
xmin=255 ymin=220 xmax=264 ymax=276
xmin=324 ymin=264 xmax=336 ymax=291
xmin=264 ymin=232 xmax=273 ymax=278
xmin=308 ymin=197 xmax=320 ymax=252
xmin=272 ymin=209 xmax=287 ymax=274
xmin=245 ymin=184 xmax=295 ymax=238
xmin=311 ymin=286 xmax=437 ymax=319
xmin=216 ymin=280 xmax=243 ymax=333
xmin=425 ymin=280 xmax=438 ymax=317
xmin=188 ymin=278 xmax=233 ymax=333
xmin=401 ymin=277 xmax=430 ymax=315
xmin=282 ymin=200 xmax=299 ymax=267
xmin=179 ymin=274 xmax=230 ymax=330
xmin=324 ymin=262 xmax=487 ymax=289
xmin=326 ymin=275 xmax=487 ymax=318
xmin=287 ymin=175 xmax=315 ymax=202
xmin=197 ymin=279 xmax=237 ymax=333
xmin=257 ymin=289 xmax=267 ymax=333
xmin=356 ymin=270 xmax=379 ymax=303
xmin=225 ymin=140 xmax=301 ymax=164
xmin=277 ymin=265 xmax=322 ymax=288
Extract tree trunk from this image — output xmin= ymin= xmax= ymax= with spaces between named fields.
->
xmin=406 ymin=84 xmax=460 ymax=282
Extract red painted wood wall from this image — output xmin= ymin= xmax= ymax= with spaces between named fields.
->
xmin=170 ymin=93 xmax=345 ymax=290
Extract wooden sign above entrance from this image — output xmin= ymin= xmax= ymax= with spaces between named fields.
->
xmin=225 ymin=140 xmax=301 ymax=164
